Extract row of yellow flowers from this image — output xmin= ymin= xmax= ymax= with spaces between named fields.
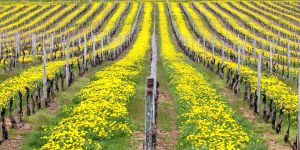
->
xmin=95 ymin=3 xmax=139 ymax=53
xmin=0 ymin=4 xmax=36 ymax=28
xmin=239 ymin=2 xmax=300 ymax=36
xmin=289 ymin=2 xmax=300 ymax=8
xmin=230 ymin=2 xmax=298 ymax=39
xmin=251 ymin=1 xmax=300 ymax=25
xmin=205 ymin=2 xmax=300 ymax=62
xmin=0 ymin=5 xmax=22 ymax=19
xmin=220 ymin=2 xmax=299 ymax=48
xmin=1 ymin=5 xmax=49 ymax=33
xmin=0 ymin=4 xmax=76 ymax=47
xmin=40 ymin=4 xmax=88 ymax=39
xmin=169 ymin=2 xmax=298 ymax=117
xmin=0 ymin=3 xmax=118 ymax=67
xmin=184 ymin=3 xmax=299 ymax=78
xmin=0 ymin=2 xmax=140 ymax=107
xmin=264 ymin=1 xmax=299 ymax=18
xmin=40 ymin=3 xmax=152 ymax=149
xmin=193 ymin=3 xmax=300 ymax=66
xmin=5 ymin=4 xmax=63 ymax=35
xmin=0 ymin=59 xmax=66 ymax=109
xmin=159 ymin=3 xmax=249 ymax=149
xmin=68 ymin=3 xmax=101 ymax=31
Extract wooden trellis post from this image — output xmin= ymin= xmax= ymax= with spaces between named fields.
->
xmin=32 ymin=34 xmax=36 ymax=62
xmin=42 ymin=39 xmax=47 ymax=107
xmin=62 ymin=36 xmax=66 ymax=58
xmin=287 ymin=40 xmax=291 ymax=78
xmin=66 ymin=38 xmax=70 ymax=86
xmin=256 ymin=52 xmax=262 ymax=115
xmin=253 ymin=40 xmax=257 ymax=66
xmin=78 ymin=35 xmax=81 ymax=48
xmin=72 ymin=37 xmax=75 ymax=58
xmin=14 ymin=33 xmax=20 ymax=66
xmin=238 ymin=45 xmax=241 ymax=74
xmin=242 ymin=38 xmax=246 ymax=65
xmin=222 ymin=41 xmax=224 ymax=64
xmin=84 ymin=34 xmax=87 ymax=69
xmin=144 ymin=22 xmax=157 ymax=150
xmin=50 ymin=33 xmax=54 ymax=60
xmin=270 ymin=43 xmax=273 ymax=74
xmin=92 ymin=34 xmax=96 ymax=66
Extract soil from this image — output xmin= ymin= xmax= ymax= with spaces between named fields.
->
xmin=156 ymin=92 xmax=179 ymax=150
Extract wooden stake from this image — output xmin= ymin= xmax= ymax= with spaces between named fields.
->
xmin=238 ymin=45 xmax=241 ymax=74
xmin=84 ymin=34 xmax=87 ymax=69
xmin=222 ymin=41 xmax=224 ymax=64
xmin=270 ymin=43 xmax=273 ymax=74
xmin=50 ymin=34 xmax=54 ymax=60
xmin=92 ymin=34 xmax=96 ymax=66
xmin=65 ymin=38 xmax=69 ymax=86
xmin=256 ymin=52 xmax=262 ymax=114
xmin=42 ymin=39 xmax=47 ymax=105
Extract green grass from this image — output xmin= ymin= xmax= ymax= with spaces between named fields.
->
xmin=156 ymin=49 xmax=177 ymax=131
xmin=156 ymin=52 xmax=180 ymax=149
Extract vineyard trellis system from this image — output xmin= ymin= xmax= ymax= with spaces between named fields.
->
xmin=1 ymin=1 xmax=300 ymax=149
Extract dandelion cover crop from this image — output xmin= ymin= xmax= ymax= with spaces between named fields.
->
xmin=0 ymin=1 xmax=299 ymax=149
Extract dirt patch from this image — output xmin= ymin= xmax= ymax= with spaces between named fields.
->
xmin=262 ymin=131 xmax=292 ymax=150
xmin=156 ymin=91 xmax=179 ymax=150
xmin=0 ymin=99 xmax=55 ymax=149
xmin=48 ymin=99 xmax=58 ymax=113
xmin=158 ymin=92 xmax=172 ymax=104
xmin=266 ymin=140 xmax=291 ymax=150
xmin=0 ymin=122 xmax=31 ymax=150
xmin=220 ymin=87 xmax=256 ymax=120
xmin=133 ymin=131 xmax=144 ymax=150
xmin=156 ymin=128 xmax=179 ymax=150
xmin=0 ymin=137 xmax=22 ymax=150
xmin=19 ymin=123 xmax=31 ymax=131
xmin=239 ymin=107 xmax=256 ymax=120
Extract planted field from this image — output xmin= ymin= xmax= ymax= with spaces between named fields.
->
xmin=0 ymin=1 xmax=299 ymax=150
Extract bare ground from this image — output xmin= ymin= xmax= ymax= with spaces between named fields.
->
xmin=0 ymin=97 xmax=57 ymax=150
xmin=133 ymin=131 xmax=144 ymax=150
xmin=0 ymin=120 xmax=32 ymax=150
xmin=156 ymin=92 xmax=179 ymax=150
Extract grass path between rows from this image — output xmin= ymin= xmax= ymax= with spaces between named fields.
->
xmin=156 ymin=54 xmax=179 ymax=150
